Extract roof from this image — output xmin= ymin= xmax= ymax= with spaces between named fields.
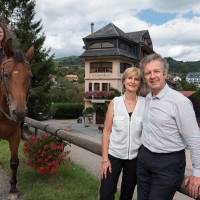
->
xmin=125 ymin=30 xmax=149 ymax=43
xmin=80 ymin=48 xmax=138 ymax=60
xmin=179 ymin=91 xmax=196 ymax=97
xmin=84 ymin=23 xmax=141 ymax=44
xmin=82 ymin=23 xmax=153 ymax=59
xmin=186 ymin=72 xmax=200 ymax=78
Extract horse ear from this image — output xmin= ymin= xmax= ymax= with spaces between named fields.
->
xmin=4 ymin=38 xmax=14 ymax=58
xmin=25 ymin=46 xmax=35 ymax=61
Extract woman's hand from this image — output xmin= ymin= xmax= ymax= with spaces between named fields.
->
xmin=101 ymin=160 xmax=112 ymax=179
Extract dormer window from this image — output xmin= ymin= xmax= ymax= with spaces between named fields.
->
xmin=89 ymin=41 xmax=114 ymax=49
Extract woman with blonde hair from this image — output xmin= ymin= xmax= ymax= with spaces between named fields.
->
xmin=99 ymin=67 xmax=145 ymax=200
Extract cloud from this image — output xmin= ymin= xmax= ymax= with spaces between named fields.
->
xmin=35 ymin=0 xmax=200 ymax=61
xmin=150 ymin=16 xmax=200 ymax=60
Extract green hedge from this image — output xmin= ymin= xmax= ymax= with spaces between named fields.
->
xmin=50 ymin=103 xmax=84 ymax=119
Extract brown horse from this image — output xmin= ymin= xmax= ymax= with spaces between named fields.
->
xmin=0 ymin=43 xmax=34 ymax=193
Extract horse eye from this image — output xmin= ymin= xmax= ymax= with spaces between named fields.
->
xmin=3 ymin=73 xmax=10 ymax=79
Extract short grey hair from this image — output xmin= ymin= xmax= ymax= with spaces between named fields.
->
xmin=139 ymin=53 xmax=169 ymax=75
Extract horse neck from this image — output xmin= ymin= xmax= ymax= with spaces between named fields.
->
xmin=0 ymin=82 xmax=9 ymax=110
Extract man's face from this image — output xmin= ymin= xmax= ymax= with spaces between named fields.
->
xmin=144 ymin=60 xmax=166 ymax=95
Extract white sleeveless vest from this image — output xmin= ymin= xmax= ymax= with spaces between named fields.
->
xmin=109 ymin=95 xmax=145 ymax=160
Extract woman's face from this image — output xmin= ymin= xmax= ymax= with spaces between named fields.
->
xmin=0 ymin=27 xmax=5 ymax=45
xmin=123 ymin=72 xmax=141 ymax=93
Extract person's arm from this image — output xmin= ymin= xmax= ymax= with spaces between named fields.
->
xmin=175 ymin=99 xmax=200 ymax=198
xmin=101 ymin=100 xmax=114 ymax=179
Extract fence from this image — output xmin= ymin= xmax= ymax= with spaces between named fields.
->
xmin=24 ymin=117 xmax=199 ymax=200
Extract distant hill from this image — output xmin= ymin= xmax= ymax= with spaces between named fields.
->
xmin=54 ymin=56 xmax=82 ymax=68
xmin=54 ymin=56 xmax=200 ymax=73
xmin=166 ymin=57 xmax=200 ymax=74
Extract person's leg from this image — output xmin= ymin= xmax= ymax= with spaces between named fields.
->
xmin=148 ymin=150 xmax=186 ymax=200
xmin=99 ymin=155 xmax=123 ymax=200
xmin=120 ymin=158 xmax=137 ymax=200
xmin=137 ymin=146 xmax=152 ymax=200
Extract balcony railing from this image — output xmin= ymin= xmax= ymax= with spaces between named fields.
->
xmin=84 ymin=91 xmax=115 ymax=100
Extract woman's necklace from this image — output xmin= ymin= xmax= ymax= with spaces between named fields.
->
xmin=124 ymin=95 xmax=137 ymax=113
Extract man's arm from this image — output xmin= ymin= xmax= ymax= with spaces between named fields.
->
xmin=175 ymin=99 xmax=200 ymax=198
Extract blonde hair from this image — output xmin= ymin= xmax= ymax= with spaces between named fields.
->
xmin=122 ymin=67 xmax=142 ymax=93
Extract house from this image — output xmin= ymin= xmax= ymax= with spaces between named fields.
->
xmin=186 ymin=72 xmax=200 ymax=87
xmin=81 ymin=23 xmax=154 ymax=124
xmin=173 ymin=76 xmax=182 ymax=82
xmin=65 ymin=74 xmax=78 ymax=82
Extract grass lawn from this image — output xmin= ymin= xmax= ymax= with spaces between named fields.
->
xmin=0 ymin=140 xmax=100 ymax=200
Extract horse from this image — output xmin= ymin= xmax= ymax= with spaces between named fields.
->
xmin=0 ymin=41 xmax=34 ymax=194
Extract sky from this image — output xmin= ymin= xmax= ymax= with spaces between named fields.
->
xmin=35 ymin=0 xmax=200 ymax=61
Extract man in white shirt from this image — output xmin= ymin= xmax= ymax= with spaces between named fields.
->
xmin=137 ymin=53 xmax=200 ymax=200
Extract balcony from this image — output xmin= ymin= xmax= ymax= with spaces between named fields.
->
xmin=84 ymin=90 xmax=119 ymax=102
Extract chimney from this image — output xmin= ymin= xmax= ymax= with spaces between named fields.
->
xmin=91 ymin=22 xmax=94 ymax=34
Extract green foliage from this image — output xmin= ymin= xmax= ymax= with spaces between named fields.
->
xmin=166 ymin=57 xmax=200 ymax=73
xmin=6 ymin=0 xmax=56 ymax=119
xmin=49 ymin=78 xmax=84 ymax=103
xmin=0 ymin=140 xmax=99 ymax=200
xmin=82 ymin=107 xmax=95 ymax=115
xmin=176 ymin=80 xmax=197 ymax=91
xmin=55 ymin=56 xmax=82 ymax=68
xmin=50 ymin=103 xmax=84 ymax=119
xmin=189 ymin=89 xmax=200 ymax=120
xmin=55 ymin=66 xmax=84 ymax=84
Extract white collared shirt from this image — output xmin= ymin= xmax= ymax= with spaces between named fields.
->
xmin=142 ymin=84 xmax=200 ymax=176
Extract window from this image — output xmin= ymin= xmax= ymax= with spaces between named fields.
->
xmin=120 ymin=63 xmax=132 ymax=73
xmin=89 ymin=41 xmax=114 ymax=49
xmin=102 ymin=83 xmax=110 ymax=91
xmin=89 ymin=43 xmax=101 ymax=49
xmin=94 ymin=83 xmax=100 ymax=91
xmin=101 ymin=42 xmax=114 ymax=48
xmin=90 ymin=62 xmax=112 ymax=73
xmin=89 ymin=83 xmax=92 ymax=91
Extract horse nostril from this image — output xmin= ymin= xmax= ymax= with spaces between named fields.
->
xmin=13 ymin=110 xmax=17 ymax=116
xmin=13 ymin=110 xmax=25 ymax=122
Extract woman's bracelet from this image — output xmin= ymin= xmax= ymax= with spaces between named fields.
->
xmin=101 ymin=159 xmax=109 ymax=164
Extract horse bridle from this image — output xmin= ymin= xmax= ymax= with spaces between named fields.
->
xmin=0 ymin=58 xmax=31 ymax=121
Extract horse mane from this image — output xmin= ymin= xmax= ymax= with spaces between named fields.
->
xmin=13 ymin=51 xmax=25 ymax=63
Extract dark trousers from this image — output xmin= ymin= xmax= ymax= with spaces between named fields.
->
xmin=137 ymin=145 xmax=186 ymax=200
xmin=99 ymin=154 xmax=137 ymax=200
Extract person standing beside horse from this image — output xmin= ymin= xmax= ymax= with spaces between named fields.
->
xmin=0 ymin=23 xmax=7 ymax=64
xmin=99 ymin=67 xmax=145 ymax=200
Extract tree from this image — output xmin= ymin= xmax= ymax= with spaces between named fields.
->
xmin=7 ymin=0 xmax=56 ymax=118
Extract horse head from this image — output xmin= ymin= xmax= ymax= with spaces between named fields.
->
xmin=0 ymin=40 xmax=34 ymax=122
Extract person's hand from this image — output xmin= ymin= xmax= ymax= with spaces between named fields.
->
xmin=100 ymin=160 xmax=112 ymax=179
xmin=185 ymin=175 xmax=200 ymax=199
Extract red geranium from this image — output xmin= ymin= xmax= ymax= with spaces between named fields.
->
xmin=23 ymin=133 xmax=70 ymax=174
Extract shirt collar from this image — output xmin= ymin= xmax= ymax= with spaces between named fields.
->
xmin=146 ymin=84 xmax=169 ymax=100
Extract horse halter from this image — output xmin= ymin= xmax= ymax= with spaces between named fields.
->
xmin=0 ymin=58 xmax=31 ymax=121
xmin=0 ymin=59 xmax=14 ymax=120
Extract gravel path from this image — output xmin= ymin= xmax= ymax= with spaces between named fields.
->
xmin=0 ymin=167 xmax=23 ymax=200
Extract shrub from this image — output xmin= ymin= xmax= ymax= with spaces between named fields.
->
xmin=189 ymin=89 xmax=200 ymax=120
xmin=82 ymin=107 xmax=95 ymax=116
xmin=50 ymin=102 xmax=84 ymax=119
xmin=23 ymin=134 xmax=69 ymax=174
